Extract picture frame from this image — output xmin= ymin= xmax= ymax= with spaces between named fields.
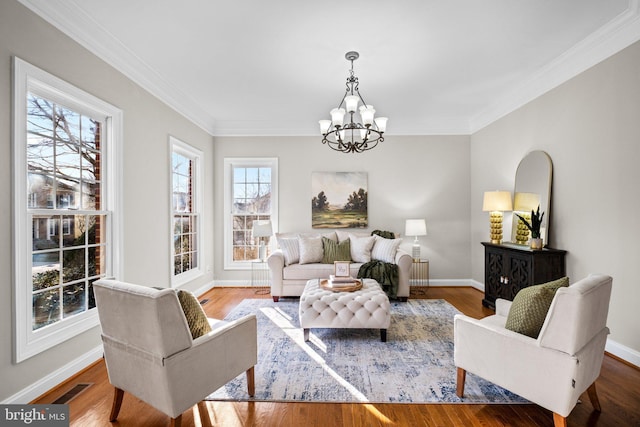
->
xmin=334 ymin=261 xmax=351 ymax=277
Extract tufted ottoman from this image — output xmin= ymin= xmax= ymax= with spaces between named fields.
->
xmin=299 ymin=278 xmax=391 ymax=342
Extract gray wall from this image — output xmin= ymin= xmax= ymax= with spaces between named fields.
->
xmin=0 ymin=1 xmax=214 ymax=401
xmin=471 ymin=40 xmax=640 ymax=355
xmin=212 ymin=135 xmax=471 ymax=284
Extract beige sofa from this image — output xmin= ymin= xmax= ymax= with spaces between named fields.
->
xmin=267 ymin=230 xmax=412 ymax=302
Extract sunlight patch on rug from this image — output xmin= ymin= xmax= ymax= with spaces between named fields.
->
xmin=207 ymin=298 xmax=527 ymax=404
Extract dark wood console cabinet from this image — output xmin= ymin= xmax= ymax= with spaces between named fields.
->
xmin=482 ymin=242 xmax=566 ymax=309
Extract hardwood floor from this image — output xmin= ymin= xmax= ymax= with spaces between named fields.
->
xmin=34 ymin=286 xmax=640 ymax=427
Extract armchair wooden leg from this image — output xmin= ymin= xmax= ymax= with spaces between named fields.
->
xmin=170 ymin=414 xmax=182 ymax=427
xmin=272 ymin=296 xmax=279 ymax=302
xmin=587 ymin=381 xmax=602 ymax=412
xmin=109 ymin=387 xmax=124 ymax=422
xmin=246 ymin=366 xmax=255 ymax=397
xmin=197 ymin=401 xmax=212 ymax=427
xmin=456 ymin=367 xmax=466 ymax=398
xmin=552 ymin=412 xmax=567 ymax=427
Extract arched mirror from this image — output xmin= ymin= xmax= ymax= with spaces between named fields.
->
xmin=510 ymin=151 xmax=553 ymax=246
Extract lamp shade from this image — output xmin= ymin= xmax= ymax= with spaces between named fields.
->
xmin=405 ymin=219 xmax=427 ymax=237
xmin=319 ymin=120 xmax=332 ymax=134
xmin=359 ymin=105 xmax=375 ymax=125
xmin=252 ymin=220 xmax=273 ymax=238
xmin=330 ymin=108 xmax=345 ymax=126
xmin=344 ymin=95 xmax=360 ymax=113
xmin=482 ymin=191 xmax=513 ymax=212
xmin=374 ymin=117 xmax=388 ymax=132
xmin=513 ymin=192 xmax=540 ymax=212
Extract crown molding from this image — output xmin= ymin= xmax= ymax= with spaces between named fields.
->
xmin=17 ymin=0 xmax=217 ymax=135
xmin=19 ymin=0 xmax=640 ymax=138
xmin=469 ymin=0 xmax=640 ymax=133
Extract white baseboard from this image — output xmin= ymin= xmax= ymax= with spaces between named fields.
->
xmin=417 ymin=279 xmax=484 ymax=290
xmin=606 ymin=338 xmax=640 ymax=368
xmin=468 ymin=279 xmax=485 ymax=291
xmin=191 ymin=280 xmax=216 ymax=297
xmin=2 ymin=345 xmax=103 ymax=404
xmin=213 ymin=279 xmax=254 ymax=287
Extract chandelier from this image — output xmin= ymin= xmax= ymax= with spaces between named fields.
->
xmin=319 ymin=51 xmax=388 ymax=153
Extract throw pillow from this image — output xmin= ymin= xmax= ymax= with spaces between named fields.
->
xmin=177 ymin=290 xmax=212 ymax=339
xmin=298 ymin=235 xmax=324 ymax=264
xmin=349 ymin=234 xmax=376 ymax=263
xmin=278 ymin=237 xmax=300 ymax=266
xmin=505 ymin=277 xmax=570 ymax=338
xmin=371 ymin=235 xmax=402 ymax=263
xmin=322 ymin=237 xmax=351 ymax=263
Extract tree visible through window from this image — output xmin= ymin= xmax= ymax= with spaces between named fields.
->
xmin=27 ymin=93 xmax=107 ymax=330
xmin=171 ymin=137 xmax=202 ymax=283
xmin=224 ymin=158 xmax=278 ymax=268
xmin=13 ymin=57 xmax=121 ymax=361
xmin=233 ymin=166 xmax=272 ymax=261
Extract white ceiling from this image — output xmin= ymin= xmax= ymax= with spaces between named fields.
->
xmin=19 ymin=0 xmax=640 ymax=136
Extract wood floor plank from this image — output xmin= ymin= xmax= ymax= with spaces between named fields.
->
xmin=33 ymin=286 xmax=640 ymax=426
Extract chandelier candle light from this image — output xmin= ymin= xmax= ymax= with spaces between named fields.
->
xmin=405 ymin=219 xmax=427 ymax=261
xmin=482 ymin=191 xmax=513 ymax=244
xmin=319 ymin=51 xmax=388 ymax=153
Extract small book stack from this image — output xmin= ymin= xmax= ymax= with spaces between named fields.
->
xmin=329 ymin=275 xmax=355 ymax=285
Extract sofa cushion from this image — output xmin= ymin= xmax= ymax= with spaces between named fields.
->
xmin=278 ymin=237 xmax=300 ymax=266
xmin=177 ymin=290 xmax=212 ymax=339
xmin=371 ymin=235 xmax=402 ymax=263
xmin=322 ymin=236 xmax=351 ymax=263
xmin=505 ymin=277 xmax=570 ymax=338
xmin=348 ymin=234 xmax=376 ymax=263
xmin=299 ymin=235 xmax=324 ymax=264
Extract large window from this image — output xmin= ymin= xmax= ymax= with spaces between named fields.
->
xmin=224 ymin=158 xmax=278 ymax=269
xmin=170 ymin=137 xmax=202 ymax=286
xmin=13 ymin=57 xmax=122 ymax=362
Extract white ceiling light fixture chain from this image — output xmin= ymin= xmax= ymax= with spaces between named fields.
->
xmin=319 ymin=51 xmax=388 ymax=153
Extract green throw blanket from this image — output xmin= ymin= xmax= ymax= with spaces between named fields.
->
xmin=358 ymin=260 xmax=399 ymax=299
xmin=358 ymin=230 xmax=399 ymax=298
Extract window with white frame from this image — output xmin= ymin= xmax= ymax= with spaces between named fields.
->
xmin=13 ymin=57 xmax=122 ymax=362
xmin=224 ymin=158 xmax=278 ymax=269
xmin=170 ymin=137 xmax=202 ymax=285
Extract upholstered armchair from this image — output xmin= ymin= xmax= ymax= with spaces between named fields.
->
xmin=454 ymin=274 xmax=612 ymax=427
xmin=94 ymin=279 xmax=257 ymax=427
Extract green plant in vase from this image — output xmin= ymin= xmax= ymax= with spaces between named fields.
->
xmin=515 ymin=205 xmax=545 ymax=249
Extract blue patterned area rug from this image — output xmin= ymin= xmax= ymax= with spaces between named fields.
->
xmin=207 ymin=298 xmax=527 ymax=404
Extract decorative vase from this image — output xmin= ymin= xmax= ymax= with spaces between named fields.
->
xmin=530 ymin=238 xmax=543 ymax=250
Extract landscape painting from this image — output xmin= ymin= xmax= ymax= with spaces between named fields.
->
xmin=311 ymin=172 xmax=368 ymax=229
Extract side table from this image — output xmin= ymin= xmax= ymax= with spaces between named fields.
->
xmin=251 ymin=260 xmax=270 ymax=294
xmin=410 ymin=259 xmax=429 ymax=296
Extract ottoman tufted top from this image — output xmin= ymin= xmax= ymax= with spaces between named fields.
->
xmin=299 ymin=278 xmax=391 ymax=330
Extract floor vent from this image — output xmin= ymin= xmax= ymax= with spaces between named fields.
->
xmin=52 ymin=383 xmax=92 ymax=404
xmin=199 ymin=298 xmax=209 ymax=305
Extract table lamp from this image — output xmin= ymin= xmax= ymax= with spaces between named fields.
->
xmin=405 ymin=219 xmax=427 ymax=261
xmin=482 ymin=191 xmax=512 ymax=244
xmin=252 ymin=220 xmax=273 ymax=261
xmin=513 ymin=192 xmax=540 ymax=244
